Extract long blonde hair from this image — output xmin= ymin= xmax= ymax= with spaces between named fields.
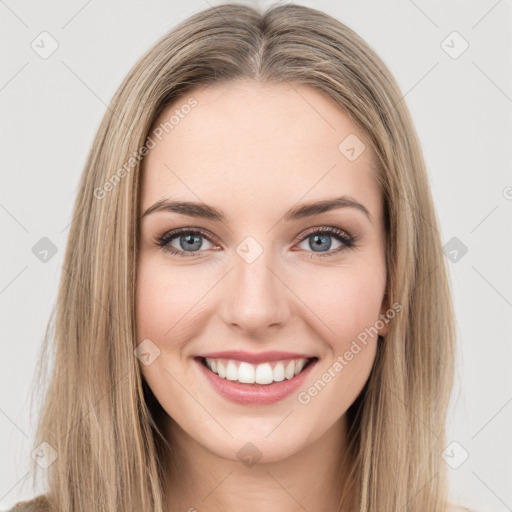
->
xmin=26 ymin=3 xmax=455 ymax=511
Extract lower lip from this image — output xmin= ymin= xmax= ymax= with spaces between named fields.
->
xmin=194 ymin=357 xmax=318 ymax=405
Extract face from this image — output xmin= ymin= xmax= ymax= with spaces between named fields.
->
xmin=136 ymin=80 xmax=389 ymax=465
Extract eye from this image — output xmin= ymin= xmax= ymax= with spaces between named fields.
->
xmin=155 ymin=228 xmax=216 ymax=258
xmin=294 ymin=226 xmax=357 ymax=258
xmin=155 ymin=226 xmax=358 ymax=259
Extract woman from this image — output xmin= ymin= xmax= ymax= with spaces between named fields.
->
xmin=7 ymin=3 xmax=470 ymax=511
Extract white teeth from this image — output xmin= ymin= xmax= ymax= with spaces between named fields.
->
xmin=295 ymin=359 xmax=306 ymax=374
xmin=284 ymin=361 xmax=295 ymax=379
xmin=238 ymin=362 xmax=256 ymax=383
xmin=273 ymin=362 xmax=285 ymax=382
xmin=225 ymin=360 xmax=238 ymax=381
xmin=255 ymin=363 xmax=273 ymax=385
xmin=204 ymin=357 xmax=313 ymax=385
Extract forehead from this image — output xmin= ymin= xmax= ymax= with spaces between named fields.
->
xmin=140 ymin=80 xmax=382 ymax=221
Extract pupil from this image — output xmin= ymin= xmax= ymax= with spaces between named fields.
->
xmin=311 ymin=234 xmax=331 ymax=252
xmin=181 ymin=233 xmax=201 ymax=251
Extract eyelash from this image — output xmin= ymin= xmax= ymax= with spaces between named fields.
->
xmin=154 ymin=226 xmax=358 ymax=259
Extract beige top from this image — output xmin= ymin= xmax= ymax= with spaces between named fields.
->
xmin=4 ymin=496 xmax=482 ymax=511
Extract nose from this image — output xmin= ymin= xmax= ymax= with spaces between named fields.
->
xmin=218 ymin=250 xmax=291 ymax=339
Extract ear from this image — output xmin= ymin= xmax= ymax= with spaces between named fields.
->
xmin=378 ymin=291 xmax=390 ymax=337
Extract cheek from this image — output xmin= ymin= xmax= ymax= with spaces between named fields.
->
xmin=135 ymin=255 xmax=216 ymax=351
xmin=292 ymin=264 xmax=385 ymax=346
xmin=135 ymin=258 xmax=198 ymax=402
xmin=293 ymin=269 xmax=382 ymax=417
xmin=135 ymin=255 xmax=183 ymax=343
xmin=136 ymin=262 xmax=164 ymax=341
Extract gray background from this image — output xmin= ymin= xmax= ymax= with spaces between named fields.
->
xmin=1 ymin=0 xmax=511 ymax=510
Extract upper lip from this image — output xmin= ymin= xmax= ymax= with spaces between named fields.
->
xmin=196 ymin=350 xmax=317 ymax=364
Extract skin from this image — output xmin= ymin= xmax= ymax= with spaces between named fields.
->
xmin=136 ymin=80 xmax=389 ymax=512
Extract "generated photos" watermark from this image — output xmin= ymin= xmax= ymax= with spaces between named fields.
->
xmin=297 ymin=301 xmax=402 ymax=405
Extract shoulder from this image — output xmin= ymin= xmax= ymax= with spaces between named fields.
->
xmin=2 ymin=495 xmax=50 ymax=512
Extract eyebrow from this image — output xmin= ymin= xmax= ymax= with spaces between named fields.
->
xmin=141 ymin=196 xmax=372 ymax=224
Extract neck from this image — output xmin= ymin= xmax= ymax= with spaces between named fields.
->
xmin=162 ymin=414 xmax=358 ymax=512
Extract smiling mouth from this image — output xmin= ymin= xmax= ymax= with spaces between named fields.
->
xmin=196 ymin=356 xmax=318 ymax=386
